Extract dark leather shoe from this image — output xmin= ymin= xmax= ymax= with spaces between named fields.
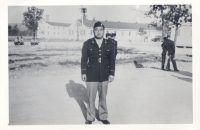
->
xmin=85 ymin=120 xmax=92 ymax=124
xmin=166 ymin=69 xmax=171 ymax=71
xmin=101 ymin=120 xmax=110 ymax=124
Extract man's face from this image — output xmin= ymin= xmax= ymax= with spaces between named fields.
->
xmin=93 ymin=27 xmax=104 ymax=39
xmin=106 ymin=36 xmax=111 ymax=39
xmin=110 ymin=36 xmax=115 ymax=40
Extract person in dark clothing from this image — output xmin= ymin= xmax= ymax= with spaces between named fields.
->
xmin=106 ymin=33 xmax=118 ymax=58
xmin=81 ymin=21 xmax=116 ymax=125
xmin=161 ymin=37 xmax=167 ymax=70
xmin=163 ymin=36 xmax=179 ymax=71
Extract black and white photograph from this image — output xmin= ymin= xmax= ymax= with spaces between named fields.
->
xmin=1 ymin=0 xmax=200 ymax=129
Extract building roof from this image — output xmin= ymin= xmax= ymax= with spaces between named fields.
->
xmin=79 ymin=19 xmax=160 ymax=30
xmin=46 ymin=22 xmax=71 ymax=27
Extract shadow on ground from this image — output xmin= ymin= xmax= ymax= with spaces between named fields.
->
xmin=150 ymin=67 xmax=192 ymax=78
xmin=65 ymin=80 xmax=100 ymax=121
xmin=172 ymin=75 xmax=192 ymax=83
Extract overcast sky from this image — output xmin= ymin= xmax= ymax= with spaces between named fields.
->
xmin=8 ymin=5 xmax=156 ymax=24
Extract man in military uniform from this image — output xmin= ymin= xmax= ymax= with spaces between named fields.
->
xmin=106 ymin=32 xmax=118 ymax=58
xmin=164 ymin=35 xmax=179 ymax=71
xmin=81 ymin=21 xmax=116 ymax=125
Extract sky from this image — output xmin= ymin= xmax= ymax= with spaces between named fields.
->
xmin=8 ymin=5 xmax=156 ymax=24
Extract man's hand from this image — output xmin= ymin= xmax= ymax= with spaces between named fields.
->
xmin=81 ymin=74 xmax=87 ymax=82
xmin=108 ymin=75 xmax=114 ymax=82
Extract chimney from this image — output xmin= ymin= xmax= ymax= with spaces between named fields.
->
xmin=46 ymin=15 xmax=49 ymax=22
xmin=93 ymin=17 xmax=95 ymax=21
xmin=105 ymin=20 xmax=107 ymax=22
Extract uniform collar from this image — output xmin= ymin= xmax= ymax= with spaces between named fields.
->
xmin=92 ymin=37 xmax=107 ymax=48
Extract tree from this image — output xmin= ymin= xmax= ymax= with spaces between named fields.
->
xmin=145 ymin=5 xmax=169 ymax=38
xmin=23 ymin=6 xmax=44 ymax=39
xmin=146 ymin=5 xmax=192 ymax=45
xmin=138 ymin=28 xmax=148 ymax=42
xmin=8 ymin=25 xmax=12 ymax=35
xmin=13 ymin=24 xmax=19 ymax=35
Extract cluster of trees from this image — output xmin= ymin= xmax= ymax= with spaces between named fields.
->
xmin=8 ymin=24 xmax=33 ymax=36
xmin=145 ymin=4 xmax=192 ymax=45
xmin=8 ymin=24 xmax=19 ymax=36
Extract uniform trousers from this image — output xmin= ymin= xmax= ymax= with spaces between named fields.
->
xmin=86 ymin=81 xmax=108 ymax=121
xmin=166 ymin=54 xmax=178 ymax=70
xmin=161 ymin=54 xmax=166 ymax=69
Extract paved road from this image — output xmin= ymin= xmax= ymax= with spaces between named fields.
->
xmin=9 ymin=64 xmax=192 ymax=125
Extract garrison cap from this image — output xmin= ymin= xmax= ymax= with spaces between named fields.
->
xmin=93 ymin=21 xmax=105 ymax=29
xmin=111 ymin=33 xmax=116 ymax=37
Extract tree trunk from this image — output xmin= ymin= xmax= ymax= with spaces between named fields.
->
xmin=33 ymin=31 xmax=35 ymax=39
xmin=161 ymin=10 xmax=164 ymax=38
xmin=174 ymin=26 xmax=179 ymax=46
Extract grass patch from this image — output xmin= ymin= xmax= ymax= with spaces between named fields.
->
xmin=59 ymin=60 xmax=80 ymax=66
xmin=9 ymin=53 xmax=37 ymax=57
xmin=9 ymin=62 xmax=47 ymax=70
xmin=9 ymin=57 xmax=43 ymax=64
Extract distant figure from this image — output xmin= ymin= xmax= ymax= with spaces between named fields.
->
xmin=134 ymin=61 xmax=144 ymax=68
xmin=106 ymin=32 xmax=118 ymax=58
xmin=30 ymin=38 xmax=39 ymax=46
xmin=14 ymin=37 xmax=20 ymax=45
xmin=20 ymin=36 xmax=24 ymax=45
xmin=164 ymin=35 xmax=179 ymax=71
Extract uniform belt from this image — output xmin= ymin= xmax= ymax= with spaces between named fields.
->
xmin=89 ymin=59 xmax=109 ymax=63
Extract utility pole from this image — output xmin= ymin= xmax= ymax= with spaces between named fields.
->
xmin=80 ymin=5 xmax=87 ymax=41
xmin=76 ymin=19 xmax=79 ymax=41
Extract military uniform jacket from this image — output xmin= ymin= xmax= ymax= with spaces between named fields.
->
xmin=108 ymin=38 xmax=118 ymax=57
xmin=81 ymin=37 xmax=116 ymax=82
xmin=164 ymin=39 xmax=175 ymax=56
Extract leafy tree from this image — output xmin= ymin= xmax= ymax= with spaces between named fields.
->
xmin=146 ymin=5 xmax=192 ymax=45
xmin=13 ymin=24 xmax=19 ymax=35
xmin=138 ymin=28 xmax=148 ymax=42
xmin=23 ymin=6 xmax=44 ymax=39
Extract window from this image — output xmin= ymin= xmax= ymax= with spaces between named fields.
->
xmin=58 ymin=27 xmax=59 ymax=29
xmin=63 ymin=27 xmax=64 ymax=30
xmin=90 ymin=30 xmax=93 ymax=35
xmin=72 ymin=30 xmax=73 ymax=35
xmin=69 ymin=30 xmax=71 ymax=35
xmin=149 ymin=32 xmax=150 ymax=36
xmin=129 ymin=32 xmax=131 ymax=36
xmin=54 ymin=32 xmax=55 ymax=35
xmin=84 ymin=30 xmax=85 ymax=35
xmin=122 ymin=31 xmax=123 ymax=36
xmin=48 ymin=26 xmax=49 ymax=29
xmin=58 ymin=32 xmax=59 ymax=35
xmin=54 ymin=27 xmax=55 ymax=29
xmin=48 ymin=32 xmax=49 ymax=35
xmin=80 ymin=30 xmax=82 ymax=35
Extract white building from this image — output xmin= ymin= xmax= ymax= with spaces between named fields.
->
xmin=37 ymin=16 xmax=70 ymax=39
xmin=67 ymin=19 xmax=162 ymax=42
xmin=170 ymin=25 xmax=192 ymax=47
